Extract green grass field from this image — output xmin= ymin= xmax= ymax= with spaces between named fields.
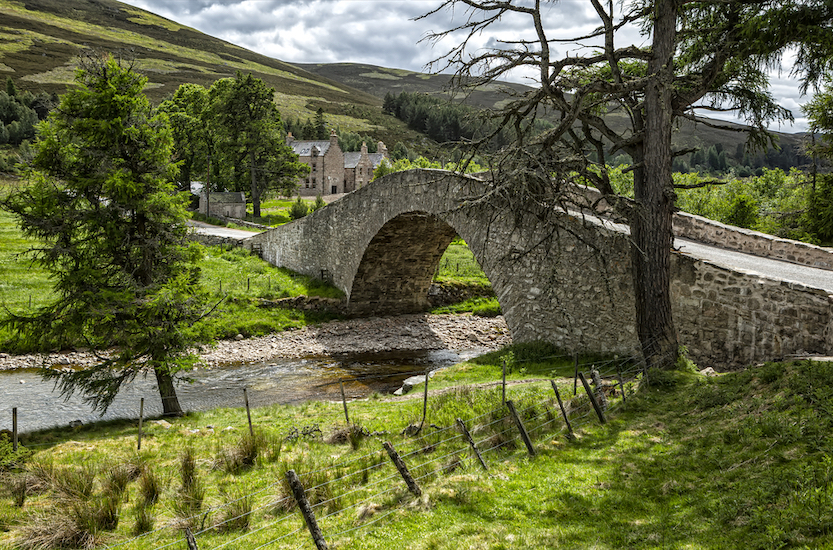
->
xmin=1 ymin=352 xmax=831 ymax=549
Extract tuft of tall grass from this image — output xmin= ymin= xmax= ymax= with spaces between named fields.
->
xmin=132 ymin=501 xmax=155 ymax=536
xmin=137 ymin=466 xmax=163 ymax=507
xmin=216 ymin=487 xmax=254 ymax=532
xmin=173 ymin=448 xmax=205 ymax=527
xmin=51 ymin=464 xmax=96 ymax=500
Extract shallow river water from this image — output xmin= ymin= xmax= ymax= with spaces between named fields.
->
xmin=0 ymin=349 xmax=474 ymax=433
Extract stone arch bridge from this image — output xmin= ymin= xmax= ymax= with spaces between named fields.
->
xmin=247 ymin=169 xmax=833 ymax=368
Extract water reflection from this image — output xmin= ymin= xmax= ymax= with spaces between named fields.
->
xmin=0 ymin=348 xmax=478 ymax=433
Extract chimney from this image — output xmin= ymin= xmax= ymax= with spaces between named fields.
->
xmin=286 ymin=132 xmax=294 ymax=146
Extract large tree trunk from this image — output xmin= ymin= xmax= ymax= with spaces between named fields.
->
xmin=155 ymin=367 xmax=183 ymax=416
xmin=631 ymin=0 xmax=679 ymax=370
xmin=250 ymin=151 xmax=261 ymax=218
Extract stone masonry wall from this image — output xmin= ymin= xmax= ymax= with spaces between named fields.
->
xmin=577 ymin=183 xmax=833 ymax=270
xmin=249 ymin=170 xmax=833 ymax=369
xmin=672 ymin=254 xmax=833 ymax=367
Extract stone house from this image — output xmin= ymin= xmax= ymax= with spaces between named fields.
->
xmin=344 ymin=141 xmax=389 ymax=191
xmin=199 ymin=191 xmax=247 ymax=219
xmin=288 ymin=131 xmax=388 ymax=197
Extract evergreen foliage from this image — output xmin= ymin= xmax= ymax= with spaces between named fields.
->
xmin=207 ymin=72 xmax=309 ymax=217
xmin=0 ymin=77 xmax=56 ymax=147
xmin=288 ymin=196 xmax=309 ymax=220
xmin=0 ymin=55 xmax=211 ymax=415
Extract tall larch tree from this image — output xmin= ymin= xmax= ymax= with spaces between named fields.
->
xmin=1 ymin=55 xmax=211 ymax=415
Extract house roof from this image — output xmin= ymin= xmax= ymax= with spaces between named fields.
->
xmin=207 ymin=192 xmax=246 ymax=204
xmin=290 ymin=140 xmax=333 ymax=157
xmin=368 ymin=153 xmax=388 ymax=168
xmin=343 ymin=152 xmax=363 ymax=169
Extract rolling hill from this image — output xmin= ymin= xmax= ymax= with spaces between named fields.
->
xmin=0 ymin=0 xmax=432 ymax=151
xmin=0 ymin=0 xmax=810 ymax=168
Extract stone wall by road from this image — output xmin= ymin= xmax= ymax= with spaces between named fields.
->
xmin=578 ymin=183 xmax=833 ymax=270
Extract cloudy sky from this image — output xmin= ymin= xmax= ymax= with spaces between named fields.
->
xmin=119 ymin=0 xmax=811 ymax=132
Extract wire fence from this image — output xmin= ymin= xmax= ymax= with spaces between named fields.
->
xmin=59 ymin=343 xmax=664 ymax=550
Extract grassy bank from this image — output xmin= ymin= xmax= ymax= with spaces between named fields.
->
xmin=1 ymin=350 xmax=831 ymax=549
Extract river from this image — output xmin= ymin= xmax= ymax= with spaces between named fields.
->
xmin=0 ymin=348 xmax=479 ymax=433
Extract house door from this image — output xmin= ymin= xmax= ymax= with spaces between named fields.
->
xmin=331 ymin=185 xmax=338 ymax=194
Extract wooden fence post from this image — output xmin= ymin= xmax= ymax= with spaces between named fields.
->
xmin=573 ymin=354 xmax=579 ymax=396
xmin=578 ymin=372 xmax=607 ymax=424
xmin=12 ymin=407 xmax=17 ymax=453
xmin=286 ymin=469 xmax=329 ymax=550
xmin=456 ymin=418 xmax=488 ymax=471
xmin=617 ymin=366 xmax=627 ymax=408
xmin=243 ymin=388 xmax=253 ymax=437
xmin=506 ymin=400 xmax=536 ymax=457
xmin=502 ymin=360 xmax=507 ymax=406
xmin=383 ymin=441 xmax=422 ymax=497
xmin=137 ymin=398 xmax=144 ymax=451
xmin=340 ymin=380 xmax=350 ymax=424
xmin=416 ymin=369 xmax=429 ymax=435
xmin=184 ymin=527 xmax=199 ymax=550
xmin=549 ymin=380 xmax=575 ymax=440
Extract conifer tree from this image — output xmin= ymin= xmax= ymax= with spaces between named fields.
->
xmin=1 ymin=55 xmax=210 ymax=415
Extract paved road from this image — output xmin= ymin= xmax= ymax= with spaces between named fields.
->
xmin=188 ymin=220 xmax=261 ymax=240
xmin=676 ymin=237 xmax=833 ymax=293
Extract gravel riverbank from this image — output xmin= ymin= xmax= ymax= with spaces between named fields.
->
xmin=0 ymin=313 xmax=512 ymax=371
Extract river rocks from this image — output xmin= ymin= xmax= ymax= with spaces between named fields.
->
xmin=0 ymin=313 xmax=512 ymax=371
xmin=393 ymin=372 xmax=434 ymax=396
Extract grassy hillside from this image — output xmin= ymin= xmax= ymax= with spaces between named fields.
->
xmin=1 ymin=354 xmax=831 ymax=549
xmin=0 ymin=0 xmax=430 ymax=152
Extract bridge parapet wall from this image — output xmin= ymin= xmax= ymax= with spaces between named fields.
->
xmin=672 ymin=253 xmax=833 ymax=367
xmin=578 ymin=184 xmax=833 ymax=270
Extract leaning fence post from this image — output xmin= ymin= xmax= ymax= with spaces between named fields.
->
xmin=578 ymin=372 xmax=607 ymax=424
xmin=184 ymin=527 xmax=199 ymax=550
xmin=505 ymin=400 xmax=536 ymax=457
xmin=286 ymin=469 xmax=329 ymax=550
xmin=137 ymin=398 xmax=144 ymax=451
xmin=456 ymin=418 xmax=488 ymax=471
xmin=549 ymin=380 xmax=575 ymax=440
xmin=573 ymin=354 xmax=579 ymax=396
xmin=502 ymin=360 xmax=508 ymax=406
xmin=340 ymin=380 xmax=350 ymax=424
xmin=12 ymin=407 xmax=18 ymax=452
xmin=383 ymin=441 xmax=422 ymax=496
xmin=243 ymin=388 xmax=253 ymax=437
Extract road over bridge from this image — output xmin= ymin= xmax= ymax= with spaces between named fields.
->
xmin=247 ymin=169 xmax=833 ymax=369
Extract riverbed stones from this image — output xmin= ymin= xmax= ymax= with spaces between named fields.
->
xmin=0 ymin=313 xmax=511 ymax=371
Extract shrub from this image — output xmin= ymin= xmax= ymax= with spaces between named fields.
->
xmin=289 ymin=196 xmax=309 ymax=220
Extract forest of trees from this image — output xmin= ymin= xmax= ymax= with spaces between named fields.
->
xmin=282 ymin=107 xmax=379 ymax=153
xmin=383 ymin=90 xmax=553 ymax=153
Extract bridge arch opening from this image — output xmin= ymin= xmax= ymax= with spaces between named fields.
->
xmin=347 ymin=211 xmax=491 ymax=317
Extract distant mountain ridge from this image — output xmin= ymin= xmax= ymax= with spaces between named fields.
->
xmin=0 ymin=0 xmax=809 ymax=168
